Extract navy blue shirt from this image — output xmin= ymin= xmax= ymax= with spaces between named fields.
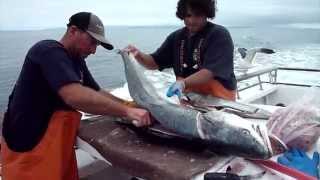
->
xmin=2 ymin=40 xmax=100 ymax=152
xmin=151 ymin=22 xmax=236 ymax=90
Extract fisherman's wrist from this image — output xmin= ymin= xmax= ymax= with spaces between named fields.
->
xmin=122 ymin=105 xmax=132 ymax=119
xmin=179 ymin=79 xmax=186 ymax=90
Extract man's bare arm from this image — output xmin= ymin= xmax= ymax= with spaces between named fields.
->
xmin=125 ymin=45 xmax=159 ymax=70
xmin=183 ymin=69 xmax=213 ymax=88
xmin=98 ymin=89 xmax=127 ymax=104
xmin=58 ymin=83 xmax=129 ymax=117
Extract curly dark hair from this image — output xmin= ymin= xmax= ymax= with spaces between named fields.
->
xmin=176 ymin=0 xmax=216 ymax=20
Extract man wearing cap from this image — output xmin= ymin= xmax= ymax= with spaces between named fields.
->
xmin=1 ymin=12 xmax=151 ymax=180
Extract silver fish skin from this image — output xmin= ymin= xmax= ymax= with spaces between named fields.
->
xmin=119 ymin=51 xmax=272 ymax=159
xmin=184 ymin=92 xmax=272 ymax=120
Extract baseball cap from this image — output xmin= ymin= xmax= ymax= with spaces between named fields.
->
xmin=67 ymin=12 xmax=114 ymax=50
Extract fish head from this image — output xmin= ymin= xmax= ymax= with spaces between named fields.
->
xmin=198 ymin=111 xmax=273 ymax=159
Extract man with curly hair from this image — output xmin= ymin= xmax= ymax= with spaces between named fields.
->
xmin=126 ymin=0 xmax=236 ymax=100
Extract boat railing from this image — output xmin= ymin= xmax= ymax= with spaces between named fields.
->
xmin=236 ymin=65 xmax=277 ymax=99
xmin=236 ymin=66 xmax=320 ymax=99
xmin=275 ymin=67 xmax=320 ymax=87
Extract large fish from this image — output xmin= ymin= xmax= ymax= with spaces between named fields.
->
xmin=119 ymin=51 xmax=273 ymax=159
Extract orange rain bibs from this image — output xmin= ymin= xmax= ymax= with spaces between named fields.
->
xmin=1 ymin=110 xmax=81 ymax=180
xmin=185 ymin=79 xmax=236 ymax=101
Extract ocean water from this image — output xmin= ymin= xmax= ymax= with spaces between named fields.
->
xmin=0 ymin=24 xmax=319 ymax=112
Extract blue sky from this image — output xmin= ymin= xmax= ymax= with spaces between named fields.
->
xmin=0 ymin=0 xmax=319 ymax=30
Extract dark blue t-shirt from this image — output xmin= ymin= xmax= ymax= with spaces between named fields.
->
xmin=2 ymin=40 xmax=100 ymax=152
xmin=151 ymin=22 xmax=236 ymax=90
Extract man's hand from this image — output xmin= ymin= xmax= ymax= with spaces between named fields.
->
xmin=277 ymin=148 xmax=319 ymax=178
xmin=123 ymin=45 xmax=142 ymax=59
xmin=126 ymin=107 xmax=152 ymax=127
xmin=166 ymin=80 xmax=185 ymax=99
xmin=123 ymin=45 xmax=159 ymax=70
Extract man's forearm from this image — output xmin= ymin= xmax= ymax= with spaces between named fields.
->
xmin=136 ymin=53 xmax=159 ymax=70
xmin=183 ymin=69 xmax=213 ymax=88
xmin=59 ymin=83 xmax=130 ymax=117
xmin=99 ymin=89 xmax=127 ymax=103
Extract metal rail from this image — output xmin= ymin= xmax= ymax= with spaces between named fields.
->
xmin=278 ymin=67 xmax=320 ymax=72
xmin=236 ymin=66 xmax=320 ymax=99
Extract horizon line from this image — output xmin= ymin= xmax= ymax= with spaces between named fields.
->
xmin=2 ymin=22 xmax=319 ymax=31
xmin=0 ymin=24 xmax=183 ymax=32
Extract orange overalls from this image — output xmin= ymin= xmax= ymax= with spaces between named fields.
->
xmin=1 ymin=110 xmax=81 ymax=180
xmin=181 ymin=78 xmax=236 ymax=101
